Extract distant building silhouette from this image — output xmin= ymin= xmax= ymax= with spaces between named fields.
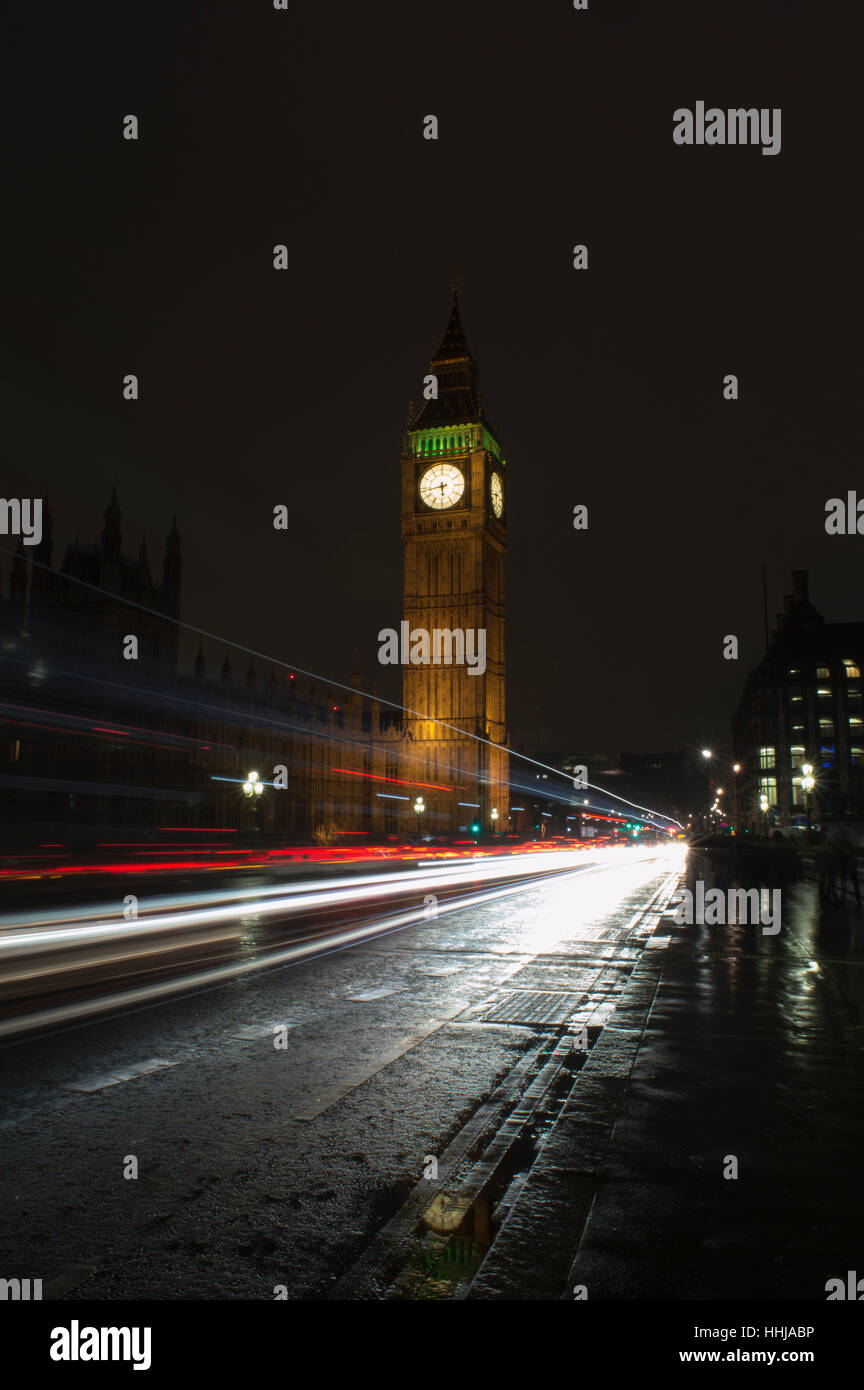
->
xmin=3 ymin=488 xmax=181 ymax=671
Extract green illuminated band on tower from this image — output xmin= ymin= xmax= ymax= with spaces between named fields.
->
xmin=407 ymin=424 xmax=505 ymax=465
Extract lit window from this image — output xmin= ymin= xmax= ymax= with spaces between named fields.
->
xmin=850 ymin=717 xmax=864 ymax=729
xmin=819 ymin=719 xmax=834 ymax=735
xmin=817 ymin=666 xmax=831 ymax=678
xmin=790 ymin=745 xmax=806 ymax=763
xmin=848 ymin=688 xmax=862 ymax=702
xmin=788 ymin=667 xmax=800 ymax=678
xmin=758 ymin=746 xmax=776 ymax=771
xmin=820 ymin=745 xmax=835 ymax=766
xmin=817 ymin=687 xmax=832 ymax=698
xmin=851 ymin=748 xmax=864 ymax=766
xmin=759 ymin=776 xmax=778 ymax=806
xmin=788 ymin=688 xmax=803 ymax=704
xmin=844 ymin=661 xmax=861 ymax=679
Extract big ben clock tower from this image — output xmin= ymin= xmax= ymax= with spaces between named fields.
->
xmin=401 ymin=288 xmax=509 ymax=833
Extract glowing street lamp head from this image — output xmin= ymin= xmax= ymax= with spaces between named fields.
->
xmin=413 ymin=796 xmax=425 ymax=814
xmin=733 ymin=763 xmax=741 ymax=774
xmin=801 ymin=763 xmax=813 ymax=778
xmin=701 ymin=749 xmax=712 ymax=759
xmin=491 ymin=807 xmax=499 ymax=822
xmin=243 ymin=771 xmax=263 ymax=797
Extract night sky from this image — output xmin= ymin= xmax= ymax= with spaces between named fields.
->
xmin=5 ymin=0 xmax=860 ymax=756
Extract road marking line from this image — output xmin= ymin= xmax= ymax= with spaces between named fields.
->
xmin=294 ymin=1003 xmax=470 ymax=1119
xmin=230 ymin=1022 xmax=295 ymax=1040
xmin=41 ymin=1263 xmax=99 ymax=1299
xmin=63 ymin=1057 xmax=180 ymax=1092
xmin=345 ymin=986 xmax=405 ymax=1001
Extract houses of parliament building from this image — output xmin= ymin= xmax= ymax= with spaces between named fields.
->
xmin=0 ymin=293 xmax=512 ymax=844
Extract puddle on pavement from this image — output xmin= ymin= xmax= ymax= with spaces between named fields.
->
xmin=400 ymin=1193 xmax=492 ymax=1299
xmin=390 ymin=1030 xmax=589 ymax=1299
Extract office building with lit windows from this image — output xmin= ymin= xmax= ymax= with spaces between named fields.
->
xmin=731 ymin=571 xmax=864 ymax=830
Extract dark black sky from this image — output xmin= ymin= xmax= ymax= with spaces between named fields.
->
xmin=5 ymin=0 xmax=861 ymax=755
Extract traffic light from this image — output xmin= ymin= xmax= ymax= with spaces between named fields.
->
xmin=471 ymin=822 xmax=481 ymax=835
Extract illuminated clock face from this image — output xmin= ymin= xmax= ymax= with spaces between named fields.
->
xmin=490 ymin=471 xmax=503 ymax=518
xmin=419 ymin=463 xmax=464 ymax=510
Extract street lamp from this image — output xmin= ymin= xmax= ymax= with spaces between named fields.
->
xmin=701 ymin=750 xmax=714 ymax=834
xmin=491 ymin=806 xmax=499 ymax=835
xmin=413 ymin=796 xmax=425 ymax=836
xmin=732 ymin=764 xmax=741 ymax=835
xmin=242 ymin=770 xmax=264 ymax=841
xmin=801 ymin=763 xmax=815 ymax=834
xmin=760 ymin=792 xmax=769 ymax=837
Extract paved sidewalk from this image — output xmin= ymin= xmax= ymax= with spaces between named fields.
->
xmin=467 ymin=868 xmax=864 ymax=1300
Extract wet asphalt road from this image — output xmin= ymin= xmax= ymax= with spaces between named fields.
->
xmin=0 ymin=848 xmax=677 ymax=1300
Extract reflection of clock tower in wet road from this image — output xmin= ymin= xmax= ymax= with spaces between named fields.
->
xmin=401 ymin=288 xmax=509 ymax=833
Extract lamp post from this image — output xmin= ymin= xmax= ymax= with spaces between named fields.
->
xmin=701 ymin=749 xmax=713 ymax=835
xmin=760 ymin=792 xmax=769 ymax=838
xmin=491 ymin=806 xmax=499 ymax=836
xmin=242 ymin=770 xmax=264 ymax=840
xmin=414 ymin=796 xmax=425 ymax=837
xmin=801 ymin=763 xmax=815 ymax=834
xmin=732 ymin=763 xmax=741 ymax=835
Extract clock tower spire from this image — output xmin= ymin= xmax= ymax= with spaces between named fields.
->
xmin=400 ymin=289 xmax=509 ymax=835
